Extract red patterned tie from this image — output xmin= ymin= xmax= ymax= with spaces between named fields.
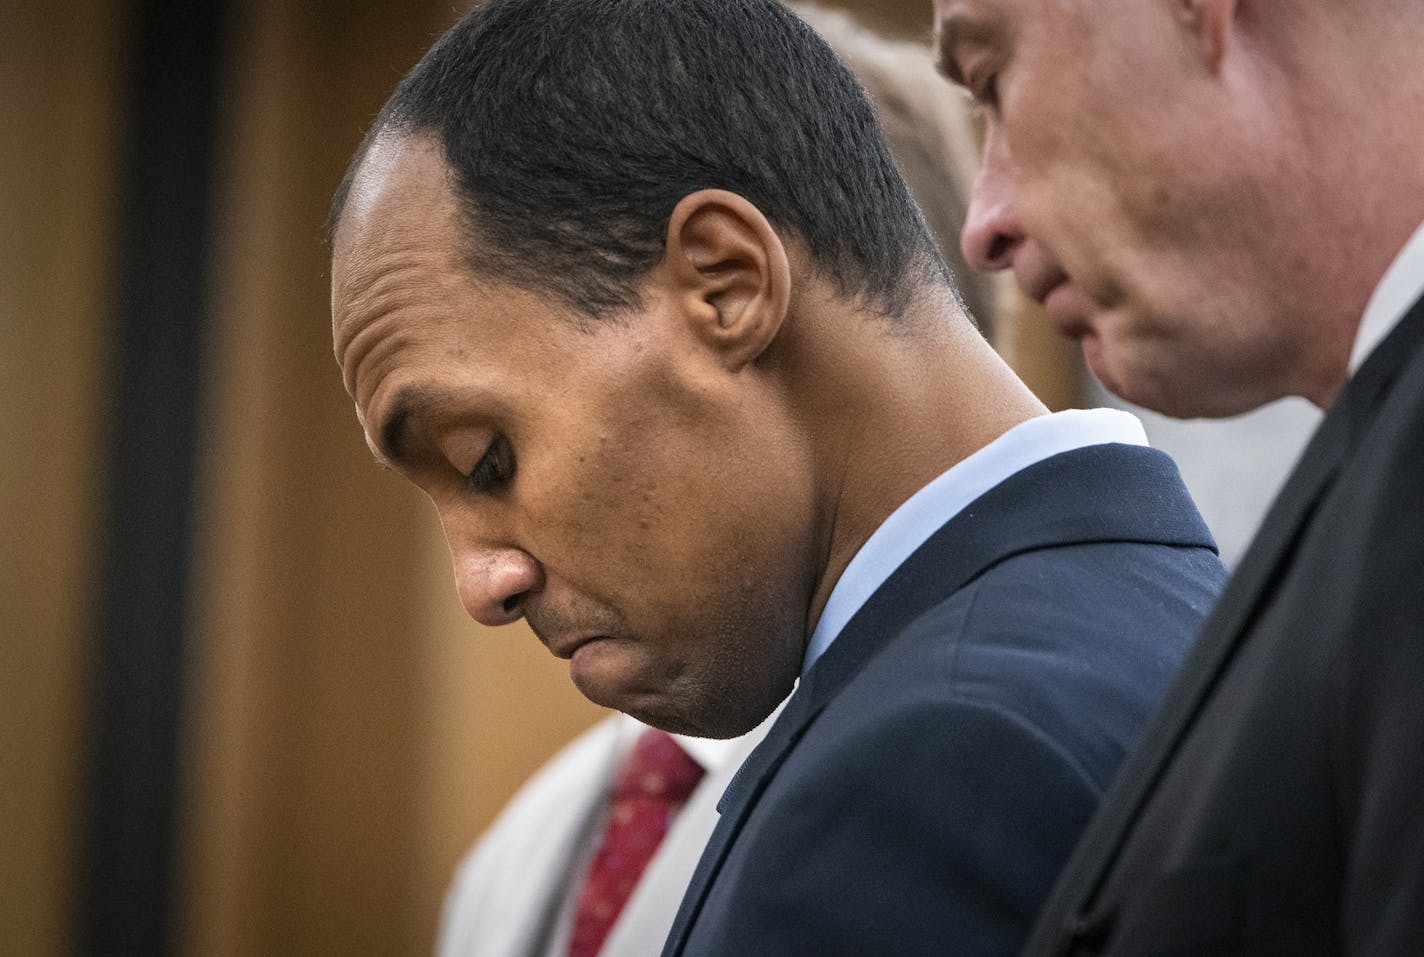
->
xmin=566 ymin=727 xmax=706 ymax=957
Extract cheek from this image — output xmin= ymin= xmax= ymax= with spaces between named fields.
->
xmin=524 ymin=417 xmax=713 ymax=597
xmin=579 ymin=413 xmax=813 ymax=601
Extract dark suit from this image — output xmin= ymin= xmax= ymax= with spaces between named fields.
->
xmin=1025 ymin=296 xmax=1424 ymax=956
xmin=661 ymin=443 xmax=1227 ymax=956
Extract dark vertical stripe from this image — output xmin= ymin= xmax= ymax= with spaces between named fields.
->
xmin=82 ymin=0 xmax=226 ymax=954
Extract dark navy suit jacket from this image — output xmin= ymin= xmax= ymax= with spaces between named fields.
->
xmin=661 ymin=443 xmax=1227 ymax=956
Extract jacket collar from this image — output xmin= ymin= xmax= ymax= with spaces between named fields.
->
xmin=1026 ymin=291 xmax=1424 ymax=955
xmin=663 ymin=441 xmax=1213 ymax=955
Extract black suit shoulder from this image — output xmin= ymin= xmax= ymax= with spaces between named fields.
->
xmin=1028 ymin=308 xmax=1424 ymax=956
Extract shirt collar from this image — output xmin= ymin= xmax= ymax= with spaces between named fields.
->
xmin=669 ymin=729 xmax=745 ymax=773
xmin=620 ymin=697 xmax=788 ymax=774
xmin=800 ymin=408 xmax=1148 ymax=674
xmin=1350 ymin=219 xmax=1424 ymax=374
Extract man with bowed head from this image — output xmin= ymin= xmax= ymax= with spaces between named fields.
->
xmin=431 ymin=8 xmax=1011 ymax=957
xmin=329 ymin=0 xmax=1225 ymax=953
xmin=935 ymin=0 xmax=1424 ymax=952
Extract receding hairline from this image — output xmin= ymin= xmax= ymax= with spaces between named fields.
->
xmin=330 ymin=130 xmax=475 ymax=378
xmin=328 ymin=123 xmax=444 ymax=254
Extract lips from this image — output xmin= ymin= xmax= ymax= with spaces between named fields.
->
xmin=1009 ymin=246 xmax=1092 ymax=340
xmin=1042 ymin=283 xmax=1093 ymax=340
xmin=1010 ymin=240 xmax=1066 ymax=302
xmin=544 ymin=633 xmax=602 ymax=660
xmin=528 ymin=602 xmax=629 ymax=661
xmin=1018 ymin=266 xmax=1067 ymax=308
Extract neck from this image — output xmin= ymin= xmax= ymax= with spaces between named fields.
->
xmin=792 ymin=281 xmax=1048 ymax=634
xmin=1269 ymin=4 xmax=1424 ymax=404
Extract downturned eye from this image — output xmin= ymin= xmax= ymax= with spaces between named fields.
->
xmin=969 ymin=71 xmax=999 ymax=111
xmin=465 ymin=436 xmax=515 ymax=493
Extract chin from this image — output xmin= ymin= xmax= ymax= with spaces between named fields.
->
xmin=571 ymin=628 xmax=798 ymax=738
xmin=1080 ymin=335 xmax=1117 ymax=393
xmin=1087 ymin=339 xmax=1240 ymax=419
xmin=620 ymin=694 xmax=767 ymax=740
xmin=564 ymin=657 xmax=718 ymax=737
xmin=603 ymin=677 xmax=782 ymax=740
xmin=1119 ymin=363 xmax=1289 ymax=419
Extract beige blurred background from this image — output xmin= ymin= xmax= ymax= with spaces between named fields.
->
xmin=1 ymin=1 xmax=1084 ymax=955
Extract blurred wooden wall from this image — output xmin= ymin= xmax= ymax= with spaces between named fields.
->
xmin=175 ymin=1 xmax=610 ymax=953
xmin=1 ymin=2 xmax=1078 ymax=956
xmin=1 ymin=2 xmax=125 ymax=954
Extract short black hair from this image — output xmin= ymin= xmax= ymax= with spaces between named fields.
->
xmin=332 ymin=0 xmax=949 ymax=317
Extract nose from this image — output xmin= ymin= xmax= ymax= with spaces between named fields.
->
xmin=452 ymin=545 xmax=544 ymax=627
xmin=960 ymin=127 xmax=1025 ymax=273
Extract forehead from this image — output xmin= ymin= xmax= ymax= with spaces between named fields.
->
xmin=330 ymin=134 xmax=465 ymax=375
xmin=329 ymin=136 xmax=639 ymax=467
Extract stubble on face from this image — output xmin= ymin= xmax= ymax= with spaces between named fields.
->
xmin=332 ymin=134 xmax=819 ymax=739
xmin=527 ymin=366 xmax=816 ymax=738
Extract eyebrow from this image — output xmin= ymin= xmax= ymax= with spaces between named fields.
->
xmin=374 ymin=384 xmax=436 ymax=470
xmin=934 ymin=13 xmax=997 ymax=86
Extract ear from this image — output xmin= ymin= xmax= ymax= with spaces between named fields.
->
xmin=1175 ymin=0 xmax=1238 ymax=71
xmin=659 ymin=189 xmax=791 ymax=372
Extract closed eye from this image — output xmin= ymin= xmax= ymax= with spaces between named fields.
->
xmin=466 ymin=435 xmax=515 ymax=493
xmin=966 ymin=71 xmax=999 ymax=113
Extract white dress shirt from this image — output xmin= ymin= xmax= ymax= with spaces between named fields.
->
xmin=436 ymin=703 xmax=784 ymax=957
xmin=532 ymin=712 xmax=778 ymax=957
xmin=1350 ymin=220 xmax=1424 ymax=374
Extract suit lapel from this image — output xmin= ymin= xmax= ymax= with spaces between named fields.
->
xmin=658 ymin=675 xmax=820 ymax=955
xmin=662 ymin=443 xmax=1212 ymax=955
xmin=1027 ymin=293 xmax=1424 ymax=953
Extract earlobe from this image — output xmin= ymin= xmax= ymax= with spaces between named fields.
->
xmin=661 ymin=189 xmax=790 ymax=371
xmin=1176 ymin=0 xmax=1237 ymax=71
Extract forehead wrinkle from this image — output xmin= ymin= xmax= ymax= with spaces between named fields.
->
xmin=335 ymin=237 xmax=470 ymax=398
xmin=332 ymin=136 xmax=470 ymax=373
